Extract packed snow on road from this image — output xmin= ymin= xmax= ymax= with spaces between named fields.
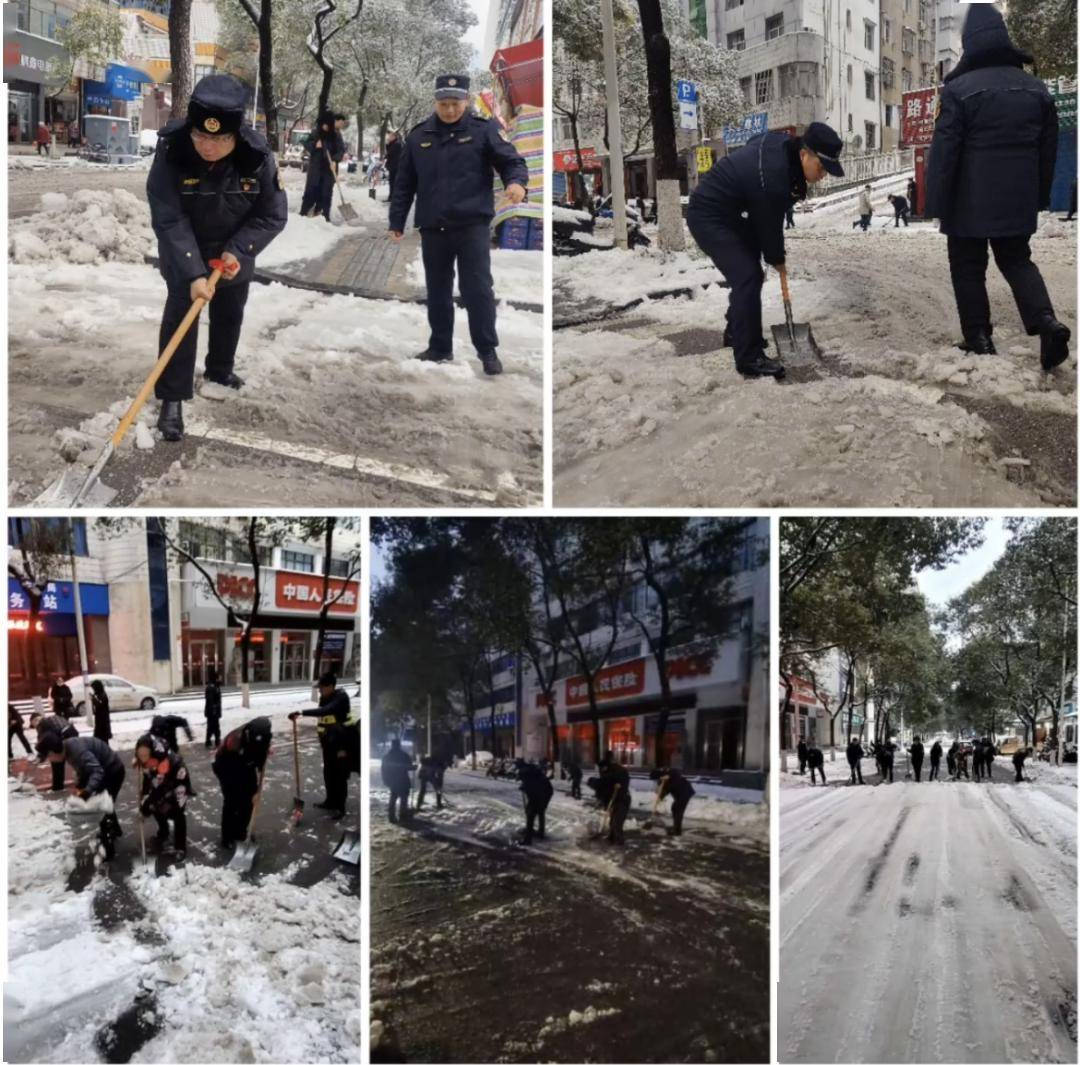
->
xmin=8 ymin=169 xmax=542 ymax=508
xmin=554 ymin=173 xmax=1076 ymax=508
xmin=5 ymin=693 xmax=360 ymax=1064
xmin=370 ymin=764 xmax=769 ymax=1063
xmin=779 ymin=755 xmax=1077 ymax=1063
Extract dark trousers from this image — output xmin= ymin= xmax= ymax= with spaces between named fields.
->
xmin=417 ymin=778 xmax=443 ymax=809
xmin=221 ymin=787 xmax=255 ymax=843
xmin=849 ymin=762 xmax=863 ymax=784
xmin=798 ymin=756 xmax=807 ymax=774
xmin=420 ymin=224 xmax=498 ymax=356
xmin=9 ymin=723 xmax=31 ymax=758
xmin=882 ymin=761 xmax=894 ymax=783
xmin=524 ymin=798 xmax=548 ymax=842
xmin=608 ymin=797 xmax=630 ymax=843
xmin=570 ymin=775 xmax=582 ymax=799
xmin=301 ymin=173 xmax=334 ymax=221
xmin=853 ymin=214 xmax=871 ymax=231
xmin=810 ymin=763 xmax=825 ymax=785
xmin=323 ymin=743 xmax=348 ymax=813
xmin=156 ymin=280 xmax=251 ymax=400
xmin=894 ymin=206 xmax=909 ymax=227
xmin=785 ymin=207 xmax=795 ymax=229
xmin=388 ymin=785 xmax=410 ymax=822
xmin=51 ymin=758 xmax=67 ymax=791
xmin=671 ymin=795 xmax=690 ymax=834
xmin=1014 ymin=764 xmax=1025 ymax=782
xmin=687 ymin=211 xmax=765 ymax=368
xmin=957 ymin=762 xmax=969 ymax=779
xmin=154 ymin=810 xmax=187 ymax=851
xmin=947 ymin=234 xmax=1054 ymax=341
xmin=985 ymin=760 xmax=993 ymax=780
xmin=947 ymin=756 xmax=956 ymax=777
xmin=930 ymin=759 xmax=940 ymax=780
xmin=973 ymin=759 xmax=983 ymax=781
xmin=205 ymin=717 xmax=221 ymax=748
xmin=912 ymin=759 xmax=923 ymax=782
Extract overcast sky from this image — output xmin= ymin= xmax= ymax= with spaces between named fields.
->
xmin=464 ymin=0 xmax=491 ymax=66
xmin=916 ymin=519 xmax=1010 ymax=609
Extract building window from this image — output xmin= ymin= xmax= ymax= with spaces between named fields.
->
xmin=864 ymin=20 xmax=875 ymax=49
xmin=904 ymin=0 xmax=911 ymax=13
xmin=847 ymin=63 xmax=853 ymax=85
xmin=918 ymin=0 xmax=929 ymax=25
xmin=902 ymin=68 xmax=913 ymax=91
xmin=8 ymin=517 xmax=88 ymax=556
xmin=328 ymin=557 xmax=354 ymax=578
xmin=727 ymin=28 xmax=745 ymax=50
xmin=883 ymin=17 xmax=892 ymax=43
xmin=179 ymin=520 xmax=227 ymax=562
xmin=765 ymin=13 xmax=784 ymax=39
xmin=754 ymin=69 xmax=774 ymax=104
xmin=845 ymin=9 xmax=851 ymax=30
xmin=725 ymin=0 xmax=744 ymax=10
xmin=282 ymin=550 xmax=315 ymax=573
xmin=865 ymin=121 xmax=876 ymax=149
xmin=865 ymin=71 xmax=875 ymax=99
xmin=740 ymin=75 xmax=753 ymax=104
xmin=881 ymin=56 xmax=895 ymax=88
xmin=902 ymin=27 xmax=915 ymax=54
xmin=885 ymin=103 xmax=894 ymax=127
xmin=847 ymin=112 xmax=853 ymax=132
xmin=778 ymin=61 xmax=820 ymax=98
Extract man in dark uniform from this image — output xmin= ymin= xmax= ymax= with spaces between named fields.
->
xmin=806 ymin=744 xmax=825 ymax=785
xmin=9 ymin=704 xmax=31 ymax=760
xmin=31 ymin=711 xmax=78 ymax=790
xmin=212 ymin=716 xmax=271 ymax=847
xmin=381 ymin=738 xmax=414 ymax=823
xmin=796 ymin=738 xmax=808 ymax=774
xmin=417 ymin=754 xmax=445 ymax=809
xmin=651 ymin=766 xmax=696 ymax=835
xmin=599 ymin=757 xmax=632 ymax=844
xmin=204 ymin=668 xmax=222 ymax=749
xmin=50 ymin=676 xmax=74 ymax=718
xmin=146 ymin=73 xmax=288 ymax=441
xmin=301 ymin=110 xmax=345 ymax=221
xmin=687 ymin=122 xmax=844 ymax=378
xmin=880 ymin=740 xmax=895 ymax=783
xmin=907 ymin=177 xmax=919 ymax=218
xmin=929 ymin=739 xmax=943 ymax=780
xmin=566 ymin=759 xmax=583 ymax=799
xmin=150 ymin=714 xmax=194 ymax=752
xmin=887 ymin=193 xmax=910 ymax=227
xmin=384 ymin=129 xmax=402 ymax=200
xmin=983 ymin=737 xmax=995 ymax=779
xmin=389 ymin=74 xmax=529 ymax=377
xmin=1012 ymin=746 xmax=1031 ymax=782
xmin=846 ymin=737 xmax=865 ymax=784
xmin=972 ymin=737 xmax=985 ymax=781
xmin=926 ymin=4 xmax=1069 ymax=369
xmin=290 ymin=673 xmax=353 ymax=818
xmin=909 ymin=736 xmax=925 ymax=782
xmin=518 ymin=759 xmax=554 ymax=844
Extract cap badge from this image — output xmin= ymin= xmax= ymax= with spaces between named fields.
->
xmin=448 ymin=78 xmax=457 ymax=86
xmin=205 ymin=116 xmax=221 ymax=133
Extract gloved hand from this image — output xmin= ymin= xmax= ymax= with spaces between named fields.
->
xmin=288 ymin=711 xmax=301 ymax=721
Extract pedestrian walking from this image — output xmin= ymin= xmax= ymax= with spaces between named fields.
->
xmin=9 ymin=704 xmax=31 ymax=760
xmin=909 ymin=736 xmax=925 ymax=781
xmin=807 ymin=745 xmax=826 ymax=785
xmin=1013 ymin=747 xmax=1030 ymax=782
xmin=797 ymin=738 xmax=809 ymax=775
xmin=600 ymin=757 xmax=632 ymax=844
xmin=151 ymin=714 xmax=194 ymax=752
xmin=90 ymin=679 xmax=111 ymax=743
xmin=651 ymin=766 xmax=695 ymax=835
xmin=417 ymin=754 xmax=445 ymax=810
xmin=35 ymin=121 xmax=51 ymax=156
xmin=384 ymin=130 xmax=402 ymax=199
xmin=785 ymin=204 xmax=796 ymax=229
xmin=389 ymin=74 xmax=529 ymax=377
xmin=146 ymin=73 xmax=288 ymax=442
xmin=301 ymin=110 xmax=344 ymax=221
xmin=135 ymin=732 xmax=194 ymax=860
xmin=929 ymin=739 xmax=943 ymax=780
xmin=204 ymin=669 xmax=222 ymax=748
xmin=972 ymin=738 xmax=985 ymax=781
xmin=881 ymin=741 xmax=895 ymax=783
xmin=290 ymin=673 xmax=354 ymax=818
xmin=983 ymin=737 xmax=995 ymax=779
xmin=926 ymin=4 xmax=1069 ymax=369
xmin=947 ymin=740 xmax=958 ymax=778
xmin=50 ymin=676 xmax=74 ymax=718
xmin=31 ymin=712 xmax=78 ymax=790
xmin=381 ymin=738 xmax=414 ymax=823
xmin=687 ymin=122 xmax=843 ymax=378
xmin=212 ymin=716 xmax=271 ymax=848
xmin=518 ymin=760 xmax=554 ymax=844
xmin=846 ymin=738 xmax=865 ymax=784
xmin=888 ymin=193 xmax=910 ymax=227
xmin=567 ymin=759 xmax=583 ymax=799
xmin=852 ymin=185 xmax=873 ymax=231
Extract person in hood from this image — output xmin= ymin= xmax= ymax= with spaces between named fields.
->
xmin=212 ymin=716 xmax=271 ymax=847
xmin=925 ymin=4 xmax=1068 ymax=370
xmin=518 ymin=759 xmax=554 ymax=844
xmin=90 ymin=679 xmax=112 ymax=743
xmin=146 ymin=73 xmax=288 ymax=442
xmin=380 ymin=738 xmax=414 ymax=823
xmin=852 ymin=185 xmax=873 ymax=231
xmin=651 ymin=766 xmax=696 ymax=835
xmin=929 ymin=739 xmax=943 ymax=780
xmin=389 ymin=74 xmax=529 ymax=377
xmin=290 ymin=673 xmax=354 ymax=818
xmin=846 ymin=738 xmax=865 ymax=784
xmin=301 ymin=110 xmax=345 ymax=221
xmin=135 ymin=732 xmax=194 ymax=858
xmin=204 ymin=668 xmax=222 ymax=748
xmin=687 ymin=122 xmax=843 ymax=379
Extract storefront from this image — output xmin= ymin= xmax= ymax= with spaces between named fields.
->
xmin=180 ymin=562 xmax=359 ymax=690
xmin=3 ymin=6 xmax=69 ymax=144
xmin=779 ymin=676 xmax=828 ymax=749
xmin=7 ymin=578 xmax=111 ymax=698
xmin=466 ymin=709 xmax=517 ymax=757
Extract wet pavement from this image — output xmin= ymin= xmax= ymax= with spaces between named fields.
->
xmin=370 ymin=771 xmax=768 ymax=1063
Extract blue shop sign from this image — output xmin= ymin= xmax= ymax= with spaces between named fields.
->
xmin=8 ymin=578 xmax=110 ymax=616
xmin=466 ymin=711 xmax=517 ymax=732
xmin=83 ymin=80 xmax=112 ymax=110
xmin=106 ymin=63 xmax=151 ymax=100
xmin=723 ymin=112 xmax=768 ymax=147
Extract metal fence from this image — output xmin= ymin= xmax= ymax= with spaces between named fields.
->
xmin=807 ymin=148 xmax=915 ymax=198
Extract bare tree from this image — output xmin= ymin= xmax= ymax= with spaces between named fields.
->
xmin=307 ymin=0 xmax=364 ymax=116
xmin=236 ymin=0 xmax=281 ymax=148
xmin=169 ymin=0 xmax=196 ymax=119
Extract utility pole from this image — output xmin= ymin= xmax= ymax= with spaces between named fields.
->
xmin=69 ymin=527 xmax=90 ymax=717
xmin=600 ymin=0 xmax=628 ymax=249
xmin=1057 ymin=576 xmax=1073 ymax=767
xmin=427 ymin=691 xmax=432 ymax=757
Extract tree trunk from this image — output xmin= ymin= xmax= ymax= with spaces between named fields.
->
xmin=312 ymin=519 xmax=336 ymax=689
xmin=636 ymin=0 xmax=685 ymax=250
xmin=588 ymin=688 xmax=601 ymax=765
xmin=258 ymin=0 xmax=278 ymax=150
xmin=169 ymin=0 xmax=195 ymax=120
xmin=545 ymin=695 xmax=559 ymax=764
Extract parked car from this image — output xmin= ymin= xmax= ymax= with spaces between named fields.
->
xmin=282 ymin=143 xmax=305 ymax=168
xmin=64 ymin=673 xmax=159 ymax=714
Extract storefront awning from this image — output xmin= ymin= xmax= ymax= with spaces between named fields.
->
xmin=105 ymin=63 xmax=153 ymax=99
xmin=8 ymin=577 xmax=110 ymax=616
xmin=490 ymin=39 xmax=542 ymax=109
xmin=566 ymin=692 xmax=697 ymax=724
xmin=225 ymin=610 xmax=354 ymax=632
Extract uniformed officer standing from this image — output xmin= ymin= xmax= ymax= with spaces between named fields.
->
xmin=146 ymin=73 xmax=288 ymax=441
xmin=290 ymin=673 xmax=354 ymax=817
xmin=301 ymin=110 xmax=345 ymax=221
xmin=926 ymin=4 xmax=1069 ymax=370
xmin=389 ymin=74 xmax=529 ymax=376
xmin=687 ymin=122 xmax=844 ymax=378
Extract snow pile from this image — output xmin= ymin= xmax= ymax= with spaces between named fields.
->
xmin=64 ymin=790 xmax=115 ymax=815
xmin=257 ymin=211 xmax=351 ymax=271
xmin=405 ymin=247 xmax=543 ymax=305
xmin=7 ymin=780 xmax=76 ymax=907
xmin=556 ymin=244 xmax=718 ymax=304
xmin=10 ymin=189 xmax=154 ymax=265
xmin=538 ymin=1004 xmax=621 ymax=1042
xmin=128 ymin=864 xmax=360 ymax=1063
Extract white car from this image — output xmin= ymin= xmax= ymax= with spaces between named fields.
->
xmin=66 ymin=674 xmax=158 ymax=714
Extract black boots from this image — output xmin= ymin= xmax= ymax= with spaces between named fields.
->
xmin=204 ymin=370 xmax=245 ymax=389
xmin=479 ymin=352 xmax=503 ymax=376
xmin=415 ymin=349 xmax=454 ymax=363
xmin=736 ymin=352 xmax=786 ymax=379
xmin=1039 ymin=317 xmax=1071 ymax=371
xmin=157 ymin=400 xmax=184 ymax=442
xmin=960 ymin=332 xmax=997 ymax=355
xmin=723 ymin=327 xmax=769 ymax=350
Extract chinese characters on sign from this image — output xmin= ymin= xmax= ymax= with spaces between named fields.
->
xmin=900 ymin=87 xmax=939 ymax=147
xmin=274 ymin=571 xmax=359 ymax=614
xmin=722 ymin=112 xmax=768 ymax=148
xmin=695 ymin=146 xmax=714 ymax=174
xmin=565 ymin=660 xmax=646 ymax=706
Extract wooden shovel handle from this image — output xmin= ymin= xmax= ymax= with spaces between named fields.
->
xmin=109 ymin=266 xmax=223 ymax=449
xmin=777 ymin=263 xmax=792 ymax=304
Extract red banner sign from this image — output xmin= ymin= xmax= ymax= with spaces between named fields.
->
xmin=566 ymin=660 xmax=646 ymax=706
xmin=274 ymin=571 xmax=359 ymax=613
xmin=554 ymin=146 xmax=599 ymax=172
xmin=217 ymin=573 xmax=257 ymax=601
xmin=900 ymin=87 xmax=939 ymax=147
xmin=668 ymin=652 xmax=714 ymax=680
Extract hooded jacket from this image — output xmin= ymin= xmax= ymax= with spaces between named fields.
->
xmin=925 ymin=4 xmax=1057 ymax=237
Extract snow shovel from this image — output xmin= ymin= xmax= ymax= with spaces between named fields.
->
xmin=333 ymin=799 xmax=361 ymax=865
xmin=228 ymin=766 xmax=265 ymax=872
xmin=289 ymin=716 xmax=304 ymax=827
xmin=770 ymin=263 xmax=822 ymax=367
xmin=36 ymin=264 xmax=225 ymax=507
xmin=327 ymin=149 xmax=358 ymax=223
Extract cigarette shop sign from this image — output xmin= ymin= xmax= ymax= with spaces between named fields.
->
xmin=274 ymin=571 xmax=359 ymax=614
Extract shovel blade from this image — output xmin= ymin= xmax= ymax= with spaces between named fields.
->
xmin=338 ymin=203 xmax=358 ymax=222
xmin=33 ymin=465 xmax=118 ymax=508
xmin=227 ymin=840 xmax=258 ymax=871
xmin=770 ymin=322 xmax=822 ymax=367
xmin=333 ymin=830 xmax=361 ymax=865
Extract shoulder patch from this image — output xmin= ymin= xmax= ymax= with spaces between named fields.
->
xmin=419 ymin=141 xmax=433 ymax=148
xmin=182 ymin=177 xmax=200 ymax=185
xmin=934 ymin=94 xmax=942 ymax=120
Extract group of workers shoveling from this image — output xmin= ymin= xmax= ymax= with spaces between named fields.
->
xmin=14 ymin=671 xmax=359 ymax=870
xmin=379 ymin=740 xmax=697 ymax=846
xmin=687 ymin=4 xmax=1070 ymax=381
